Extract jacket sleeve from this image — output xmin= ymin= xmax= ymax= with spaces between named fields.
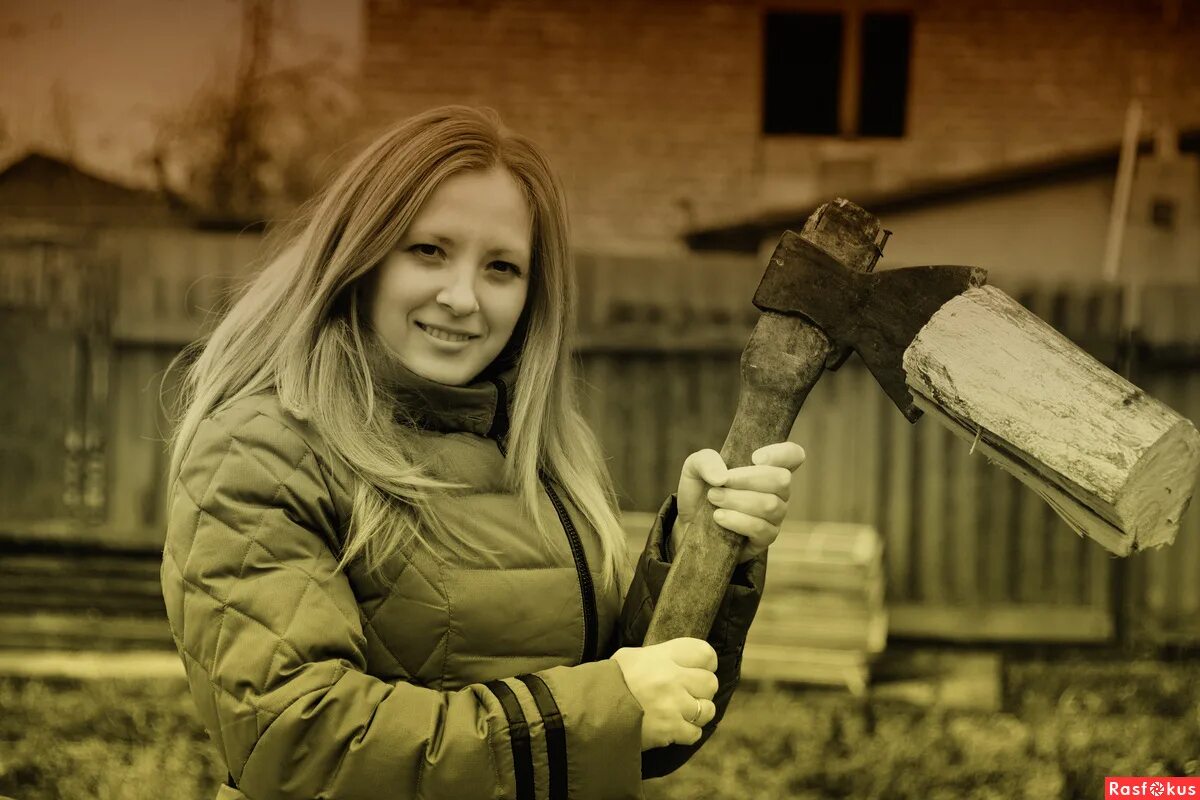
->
xmin=609 ymin=493 xmax=766 ymax=780
xmin=161 ymin=406 xmax=645 ymax=800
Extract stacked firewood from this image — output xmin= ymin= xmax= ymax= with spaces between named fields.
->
xmin=622 ymin=513 xmax=886 ymax=694
xmin=740 ymin=520 xmax=886 ymax=695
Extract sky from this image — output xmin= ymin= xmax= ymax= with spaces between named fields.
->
xmin=0 ymin=0 xmax=362 ymax=187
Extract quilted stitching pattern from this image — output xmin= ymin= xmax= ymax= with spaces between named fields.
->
xmin=160 ymin=388 xmax=761 ymax=798
xmin=162 ymin=398 xmax=365 ymax=772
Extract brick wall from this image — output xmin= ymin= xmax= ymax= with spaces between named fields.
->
xmin=362 ymin=0 xmax=1200 ymax=253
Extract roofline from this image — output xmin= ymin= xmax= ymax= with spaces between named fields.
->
xmin=685 ymin=129 xmax=1200 ymax=253
xmin=0 ymin=149 xmax=151 ymax=194
xmin=0 ymin=149 xmax=271 ymax=231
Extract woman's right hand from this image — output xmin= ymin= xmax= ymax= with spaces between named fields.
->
xmin=610 ymin=638 xmax=719 ymax=751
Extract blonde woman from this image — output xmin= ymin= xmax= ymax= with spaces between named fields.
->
xmin=161 ymin=106 xmax=806 ymax=800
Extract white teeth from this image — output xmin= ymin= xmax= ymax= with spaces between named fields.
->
xmin=419 ymin=324 xmax=472 ymax=343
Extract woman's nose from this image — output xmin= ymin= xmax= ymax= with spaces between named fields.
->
xmin=435 ymin=262 xmax=480 ymax=315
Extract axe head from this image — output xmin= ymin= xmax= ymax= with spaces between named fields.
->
xmin=746 ymin=201 xmax=1199 ymax=558
xmin=753 ymin=230 xmax=988 ymax=422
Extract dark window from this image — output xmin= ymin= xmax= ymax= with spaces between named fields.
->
xmin=763 ymin=12 xmax=843 ymax=136
xmin=858 ymin=13 xmax=911 ymax=137
xmin=763 ymin=9 xmax=912 ymax=138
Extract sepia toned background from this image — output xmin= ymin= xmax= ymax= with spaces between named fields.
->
xmin=1 ymin=1 xmax=1199 ymax=798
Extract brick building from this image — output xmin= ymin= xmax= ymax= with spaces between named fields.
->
xmin=361 ymin=0 xmax=1200 ymax=259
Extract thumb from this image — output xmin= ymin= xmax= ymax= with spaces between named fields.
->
xmin=677 ymin=449 xmax=729 ymax=519
xmin=679 ymin=449 xmax=729 ymax=489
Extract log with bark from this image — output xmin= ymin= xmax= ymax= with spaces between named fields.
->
xmin=903 ymin=285 xmax=1200 ymax=555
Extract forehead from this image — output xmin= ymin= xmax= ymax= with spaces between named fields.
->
xmin=406 ymin=167 xmax=532 ymax=256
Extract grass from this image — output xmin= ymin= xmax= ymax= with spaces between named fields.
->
xmin=0 ymin=652 xmax=1198 ymax=800
xmin=647 ymin=653 xmax=1200 ymax=800
xmin=0 ymin=675 xmax=222 ymax=800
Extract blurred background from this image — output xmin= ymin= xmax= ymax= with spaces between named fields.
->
xmin=1 ymin=1 xmax=1199 ymax=798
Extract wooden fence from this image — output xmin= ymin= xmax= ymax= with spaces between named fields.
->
xmin=2 ymin=228 xmax=1199 ymax=645
xmin=573 ymin=273 xmax=1200 ymax=646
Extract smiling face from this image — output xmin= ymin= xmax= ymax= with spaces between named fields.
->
xmin=368 ymin=166 xmax=533 ymax=386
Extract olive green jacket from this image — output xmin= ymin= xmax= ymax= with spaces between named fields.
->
xmin=161 ymin=363 xmax=765 ymax=800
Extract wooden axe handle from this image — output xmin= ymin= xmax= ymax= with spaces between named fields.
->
xmin=643 ymin=200 xmax=881 ymax=645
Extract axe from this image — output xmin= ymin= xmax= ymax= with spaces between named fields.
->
xmin=644 ymin=198 xmax=1200 ymax=645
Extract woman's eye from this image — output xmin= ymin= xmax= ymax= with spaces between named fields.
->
xmin=410 ymin=243 xmax=442 ymax=259
xmin=490 ymin=261 xmax=522 ymax=277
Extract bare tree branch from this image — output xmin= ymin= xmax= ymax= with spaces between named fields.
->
xmin=149 ymin=0 xmax=358 ymax=222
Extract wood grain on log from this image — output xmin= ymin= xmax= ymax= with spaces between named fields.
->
xmin=903 ymin=285 xmax=1200 ymax=554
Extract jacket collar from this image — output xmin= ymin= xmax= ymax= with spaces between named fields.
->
xmin=366 ymin=335 xmax=518 ymax=440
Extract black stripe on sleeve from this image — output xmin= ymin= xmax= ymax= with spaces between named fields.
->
xmin=484 ymin=679 xmax=535 ymax=800
xmin=517 ymin=674 xmax=568 ymax=800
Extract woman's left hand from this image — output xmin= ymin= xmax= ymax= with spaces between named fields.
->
xmin=673 ymin=442 xmax=807 ymax=563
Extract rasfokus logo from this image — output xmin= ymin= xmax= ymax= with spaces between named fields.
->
xmin=1106 ymin=777 xmax=1200 ymax=797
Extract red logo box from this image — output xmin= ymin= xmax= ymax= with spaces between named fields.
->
xmin=1106 ymin=777 xmax=1200 ymax=797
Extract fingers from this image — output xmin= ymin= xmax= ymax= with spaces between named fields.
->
xmin=675 ymin=442 xmax=804 ymax=567
xmin=661 ymin=637 xmax=718 ymax=671
xmin=711 ymin=508 xmax=780 ymax=546
xmin=719 ymin=464 xmax=794 ymax=498
xmin=683 ymin=444 xmax=803 ymax=493
xmin=676 ymin=723 xmax=704 ymax=746
xmin=751 ymin=441 xmax=806 ymax=469
xmin=676 ymin=697 xmax=716 ymax=745
xmin=679 ymin=666 xmax=720 ymax=700
xmin=686 ymin=697 xmax=715 ymax=727
xmin=697 ymin=698 xmax=715 ymax=726
xmin=615 ymin=638 xmax=725 ymax=752
xmin=705 ymin=486 xmax=787 ymax=526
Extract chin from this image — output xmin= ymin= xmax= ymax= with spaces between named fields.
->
xmin=418 ymin=368 xmax=473 ymax=386
xmin=405 ymin=358 xmax=479 ymax=386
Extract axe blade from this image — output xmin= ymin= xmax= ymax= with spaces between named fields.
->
xmin=753 ymin=231 xmax=988 ymax=422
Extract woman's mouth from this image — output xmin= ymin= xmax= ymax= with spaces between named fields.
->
xmin=415 ymin=322 xmax=478 ymax=344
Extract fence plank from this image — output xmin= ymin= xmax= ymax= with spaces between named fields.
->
xmin=647 ymin=355 xmax=673 ymax=508
xmin=625 ymin=356 xmax=654 ymax=511
xmin=983 ymin=463 xmax=1013 ymax=603
xmin=855 ymin=366 xmax=884 ymax=527
xmin=663 ymin=358 xmax=692 ymax=505
xmin=889 ymin=603 xmax=1112 ymax=641
xmin=882 ymin=395 xmax=915 ymax=602
xmin=0 ymin=313 xmax=75 ymax=522
xmin=949 ymin=427 xmax=980 ymax=603
xmin=586 ymin=354 xmax=625 ymax=506
xmin=840 ymin=369 xmax=876 ymax=524
xmin=106 ymin=346 xmax=173 ymax=543
xmin=1176 ymin=373 xmax=1200 ymax=627
xmin=917 ymin=408 xmax=947 ymax=603
xmin=807 ymin=375 xmax=838 ymax=521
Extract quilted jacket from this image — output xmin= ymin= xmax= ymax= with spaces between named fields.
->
xmin=161 ymin=359 xmax=766 ymax=800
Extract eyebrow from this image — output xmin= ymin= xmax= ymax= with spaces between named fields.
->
xmin=412 ymin=232 xmax=529 ymax=262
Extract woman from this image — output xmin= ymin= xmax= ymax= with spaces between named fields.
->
xmin=161 ymin=106 xmax=806 ymax=800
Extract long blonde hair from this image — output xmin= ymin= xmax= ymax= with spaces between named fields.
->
xmin=168 ymin=106 xmax=630 ymax=592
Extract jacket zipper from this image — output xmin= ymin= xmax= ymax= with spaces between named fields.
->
xmin=540 ymin=478 xmax=599 ymax=663
xmin=490 ymin=378 xmax=599 ymax=664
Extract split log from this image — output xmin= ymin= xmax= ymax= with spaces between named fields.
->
xmin=903 ymin=285 xmax=1200 ymax=555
